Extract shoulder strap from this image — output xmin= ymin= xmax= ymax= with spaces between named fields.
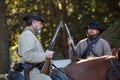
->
xmin=91 ymin=50 xmax=98 ymax=57
xmin=81 ymin=37 xmax=99 ymax=59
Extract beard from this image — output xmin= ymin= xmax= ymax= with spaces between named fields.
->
xmin=35 ymin=26 xmax=42 ymax=34
xmin=87 ymin=33 xmax=99 ymax=40
xmin=87 ymin=30 xmax=99 ymax=39
xmin=37 ymin=29 xmax=41 ymax=34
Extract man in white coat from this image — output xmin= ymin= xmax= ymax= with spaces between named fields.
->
xmin=18 ymin=12 xmax=54 ymax=80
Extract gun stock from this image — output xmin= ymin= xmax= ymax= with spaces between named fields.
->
xmin=41 ymin=20 xmax=63 ymax=75
xmin=41 ymin=58 xmax=51 ymax=75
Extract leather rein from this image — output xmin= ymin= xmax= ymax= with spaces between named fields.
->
xmin=106 ymin=58 xmax=120 ymax=80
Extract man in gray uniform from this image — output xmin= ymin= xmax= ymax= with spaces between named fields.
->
xmin=68 ymin=22 xmax=112 ymax=61
xmin=18 ymin=12 xmax=53 ymax=80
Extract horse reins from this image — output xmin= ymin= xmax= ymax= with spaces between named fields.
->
xmin=106 ymin=58 xmax=120 ymax=80
xmin=52 ymin=64 xmax=75 ymax=80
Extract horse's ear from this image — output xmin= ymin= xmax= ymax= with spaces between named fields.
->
xmin=112 ymin=48 xmax=117 ymax=56
xmin=117 ymin=48 xmax=120 ymax=59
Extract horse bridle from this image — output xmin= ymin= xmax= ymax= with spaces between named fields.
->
xmin=106 ymin=58 xmax=120 ymax=80
xmin=52 ymin=64 xmax=75 ymax=80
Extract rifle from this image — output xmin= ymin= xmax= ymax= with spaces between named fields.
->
xmin=41 ymin=20 xmax=63 ymax=75
xmin=64 ymin=23 xmax=79 ymax=61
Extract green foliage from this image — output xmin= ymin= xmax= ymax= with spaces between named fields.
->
xmin=5 ymin=0 xmax=120 ymax=63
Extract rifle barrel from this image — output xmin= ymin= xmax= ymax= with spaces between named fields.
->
xmin=64 ymin=23 xmax=76 ymax=53
xmin=48 ymin=20 xmax=63 ymax=50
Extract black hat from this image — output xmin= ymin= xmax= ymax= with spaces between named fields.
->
xmin=23 ymin=12 xmax=46 ymax=23
xmin=86 ymin=22 xmax=102 ymax=32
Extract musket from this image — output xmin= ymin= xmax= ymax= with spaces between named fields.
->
xmin=64 ymin=23 xmax=79 ymax=61
xmin=41 ymin=20 xmax=63 ymax=75
xmin=48 ymin=21 xmax=63 ymax=50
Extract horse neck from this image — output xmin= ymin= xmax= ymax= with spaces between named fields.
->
xmin=86 ymin=57 xmax=111 ymax=72
xmin=78 ymin=57 xmax=113 ymax=77
xmin=87 ymin=57 xmax=115 ymax=80
xmin=65 ymin=56 xmax=115 ymax=80
xmin=95 ymin=57 xmax=112 ymax=77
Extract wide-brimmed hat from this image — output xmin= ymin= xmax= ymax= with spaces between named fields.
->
xmin=86 ymin=22 xmax=102 ymax=32
xmin=23 ymin=12 xmax=46 ymax=23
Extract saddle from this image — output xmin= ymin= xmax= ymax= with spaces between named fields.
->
xmin=9 ymin=62 xmax=44 ymax=80
xmin=51 ymin=67 xmax=68 ymax=80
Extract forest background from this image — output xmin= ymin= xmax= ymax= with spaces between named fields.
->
xmin=0 ymin=0 xmax=120 ymax=74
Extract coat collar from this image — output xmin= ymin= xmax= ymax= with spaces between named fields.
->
xmin=24 ymin=27 xmax=36 ymax=35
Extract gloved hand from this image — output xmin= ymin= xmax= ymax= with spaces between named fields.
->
xmin=67 ymin=37 xmax=74 ymax=47
xmin=45 ymin=50 xmax=54 ymax=59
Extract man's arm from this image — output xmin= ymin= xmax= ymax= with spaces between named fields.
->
xmin=103 ymin=40 xmax=112 ymax=55
xmin=18 ymin=31 xmax=46 ymax=63
xmin=68 ymin=39 xmax=81 ymax=61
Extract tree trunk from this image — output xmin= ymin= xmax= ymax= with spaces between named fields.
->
xmin=101 ymin=20 xmax=120 ymax=49
xmin=0 ymin=0 xmax=10 ymax=74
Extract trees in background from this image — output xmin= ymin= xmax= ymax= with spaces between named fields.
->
xmin=6 ymin=0 xmax=120 ymax=60
xmin=0 ymin=0 xmax=10 ymax=74
xmin=0 ymin=0 xmax=120 ymax=74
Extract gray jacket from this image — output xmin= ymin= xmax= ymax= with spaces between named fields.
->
xmin=18 ymin=27 xmax=46 ymax=63
xmin=18 ymin=27 xmax=51 ymax=80
xmin=69 ymin=38 xmax=112 ymax=61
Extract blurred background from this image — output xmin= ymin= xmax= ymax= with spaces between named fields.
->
xmin=0 ymin=0 xmax=120 ymax=75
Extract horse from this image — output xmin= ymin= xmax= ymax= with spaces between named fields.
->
xmin=112 ymin=48 xmax=120 ymax=58
xmin=51 ymin=53 xmax=120 ymax=80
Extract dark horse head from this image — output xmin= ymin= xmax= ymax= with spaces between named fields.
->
xmin=51 ymin=49 xmax=120 ymax=80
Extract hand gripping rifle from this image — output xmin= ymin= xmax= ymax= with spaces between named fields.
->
xmin=64 ymin=23 xmax=79 ymax=61
xmin=41 ymin=20 xmax=63 ymax=75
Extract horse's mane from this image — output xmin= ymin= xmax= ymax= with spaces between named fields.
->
xmin=65 ymin=55 xmax=117 ymax=80
xmin=67 ymin=55 xmax=115 ymax=67
xmin=76 ymin=55 xmax=115 ymax=64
